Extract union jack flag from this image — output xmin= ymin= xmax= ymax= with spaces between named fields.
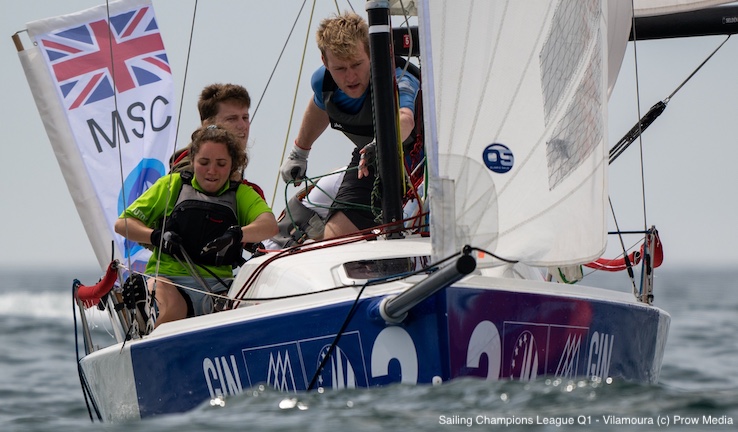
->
xmin=39 ymin=6 xmax=170 ymax=110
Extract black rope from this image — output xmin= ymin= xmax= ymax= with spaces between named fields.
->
xmin=469 ymin=247 xmax=518 ymax=264
xmin=305 ymin=265 xmax=431 ymax=391
xmin=304 ymin=247 xmax=503 ymax=391
xmin=175 ymin=244 xmax=234 ymax=293
xmin=306 ymin=280 xmax=368 ymax=391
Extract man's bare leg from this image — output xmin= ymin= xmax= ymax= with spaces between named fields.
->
xmin=324 ymin=211 xmax=359 ymax=238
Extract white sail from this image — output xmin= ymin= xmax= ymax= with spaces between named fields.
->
xmin=421 ymin=0 xmax=633 ymax=266
xmin=21 ymin=0 xmax=176 ymax=272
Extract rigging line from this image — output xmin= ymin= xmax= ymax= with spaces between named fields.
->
xmin=306 ymin=250 xmax=460 ymax=391
xmin=270 ymin=0 xmax=318 ymax=208
xmin=151 ymin=0 xmax=201 ymax=286
xmin=134 ymin=268 xmax=231 ymax=301
xmin=399 ymin=0 xmax=415 ymax=78
xmin=343 ymin=0 xmax=356 ymax=13
xmin=306 ymin=279 xmax=365 ymax=391
xmin=233 ymin=255 xmax=431 ymax=304
xmin=581 ymin=236 xmax=642 ymax=278
xmin=251 ymin=0 xmax=308 ymax=122
xmin=231 ymin=221 xmax=415 ymax=304
xmin=72 ymin=285 xmax=101 ymax=422
xmin=610 ymin=35 xmax=731 ymax=163
xmin=608 ymin=196 xmax=638 ymax=294
xmin=231 ymin=233 xmax=375 ymax=304
xmin=664 ymin=34 xmax=731 ymax=104
xmin=282 ymin=169 xmax=347 ymax=229
xmin=100 ymin=0 xmax=135 ymax=275
xmin=624 ymin=5 xmax=728 ymax=236
xmin=98 ymin=3 xmax=141 ymax=341
xmin=115 ymin=0 xmax=200 ymax=283
xmin=628 ymin=0 xmax=649 ymax=235
xmin=169 ymin=0 xmax=198 ymax=158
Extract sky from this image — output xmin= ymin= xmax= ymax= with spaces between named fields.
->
xmin=1 ymin=0 xmax=737 ymax=271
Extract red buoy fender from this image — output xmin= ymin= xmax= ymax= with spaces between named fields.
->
xmin=75 ymin=261 xmax=118 ymax=308
xmin=584 ymin=250 xmax=641 ymax=272
xmin=584 ymin=232 xmax=664 ymax=272
xmin=649 ymin=231 xmax=664 ymax=268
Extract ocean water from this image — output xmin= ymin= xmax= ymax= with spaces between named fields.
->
xmin=1 ymin=265 xmax=736 ymax=431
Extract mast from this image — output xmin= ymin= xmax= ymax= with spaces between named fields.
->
xmin=366 ymin=0 xmax=404 ymax=237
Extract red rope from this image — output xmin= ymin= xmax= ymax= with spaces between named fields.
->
xmin=230 ymin=216 xmax=430 ymax=307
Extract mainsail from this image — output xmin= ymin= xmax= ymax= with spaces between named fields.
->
xmin=19 ymin=0 xmax=176 ymax=272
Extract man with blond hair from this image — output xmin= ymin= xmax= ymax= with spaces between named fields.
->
xmin=279 ymin=12 xmax=420 ymax=239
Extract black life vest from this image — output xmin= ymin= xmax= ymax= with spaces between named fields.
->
xmin=165 ymin=171 xmax=242 ymax=266
xmin=322 ymin=56 xmax=421 ymax=150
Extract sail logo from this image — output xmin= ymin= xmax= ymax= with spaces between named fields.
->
xmin=39 ymin=5 xmax=170 ymax=109
xmin=203 ymin=355 xmax=243 ymax=399
xmin=482 ymin=143 xmax=514 ymax=173
xmin=316 ymin=345 xmax=357 ymax=389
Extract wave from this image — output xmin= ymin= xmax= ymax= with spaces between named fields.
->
xmin=0 ymin=290 xmax=73 ymax=320
xmin=0 ymin=290 xmax=115 ymax=326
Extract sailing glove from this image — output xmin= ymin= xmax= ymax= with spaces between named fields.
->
xmin=201 ymin=225 xmax=243 ymax=265
xmin=358 ymin=140 xmax=377 ymax=179
xmin=150 ymin=229 xmax=182 ymax=256
xmin=280 ymin=143 xmax=310 ymax=186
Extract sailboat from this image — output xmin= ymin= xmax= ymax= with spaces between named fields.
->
xmin=15 ymin=0 xmax=734 ymax=422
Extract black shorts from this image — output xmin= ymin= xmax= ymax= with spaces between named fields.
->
xmin=329 ymin=148 xmax=380 ymax=230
